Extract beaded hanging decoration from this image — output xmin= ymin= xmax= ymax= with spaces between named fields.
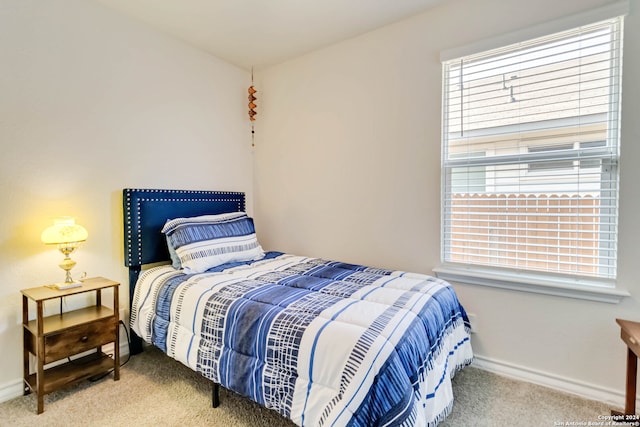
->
xmin=248 ymin=86 xmax=257 ymax=121
xmin=248 ymin=68 xmax=257 ymax=147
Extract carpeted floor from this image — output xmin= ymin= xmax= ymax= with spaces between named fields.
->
xmin=439 ymin=366 xmax=617 ymax=427
xmin=0 ymin=346 xmax=617 ymax=426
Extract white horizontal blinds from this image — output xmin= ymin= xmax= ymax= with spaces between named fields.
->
xmin=442 ymin=17 xmax=623 ymax=279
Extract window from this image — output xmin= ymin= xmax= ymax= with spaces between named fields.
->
xmin=440 ymin=16 xmax=624 ymax=288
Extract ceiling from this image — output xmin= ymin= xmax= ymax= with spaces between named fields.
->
xmin=93 ymin=0 xmax=446 ymax=70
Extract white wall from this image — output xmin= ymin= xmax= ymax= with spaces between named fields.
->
xmin=255 ymin=0 xmax=640 ymax=405
xmin=0 ymin=0 xmax=252 ymax=391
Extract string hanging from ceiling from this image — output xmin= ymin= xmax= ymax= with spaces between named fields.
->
xmin=248 ymin=68 xmax=257 ymax=147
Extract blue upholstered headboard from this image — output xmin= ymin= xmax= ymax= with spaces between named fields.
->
xmin=122 ymin=188 xmax=246 ymax=352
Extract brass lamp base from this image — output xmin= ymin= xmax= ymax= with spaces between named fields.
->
xmin=51 ymin=244 xmax=82 ymax=290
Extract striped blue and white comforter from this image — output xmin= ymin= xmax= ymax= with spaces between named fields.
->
xmin=131 ymin=253 xmax=473 ymax=426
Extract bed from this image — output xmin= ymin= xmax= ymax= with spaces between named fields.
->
xmin=123 ymin=188 xmax=473 ymax=426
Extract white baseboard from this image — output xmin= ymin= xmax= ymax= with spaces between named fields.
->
xmin=0 ymin=342 xmax=130 ymax=404
xmin=472 ymin=355 xmax=632 ymax=410
xmin=0 ymin=379 xmax=24 ymax=404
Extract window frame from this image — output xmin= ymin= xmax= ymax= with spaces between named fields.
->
xmin=436 ymin=3 xmax=629 ymax=303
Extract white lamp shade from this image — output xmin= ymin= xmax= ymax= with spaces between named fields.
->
xmin=41 ymin=217 xmax=88 ymax=245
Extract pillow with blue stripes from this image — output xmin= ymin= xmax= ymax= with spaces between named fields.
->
xmin=162 ymin=212 xmax=264 ymax=274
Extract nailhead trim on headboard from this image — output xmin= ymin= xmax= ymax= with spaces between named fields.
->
xmin=123 ymin=188 xmax=246 ymax=267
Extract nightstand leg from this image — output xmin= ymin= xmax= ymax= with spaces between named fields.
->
xmin=36 ymin=301 xmax=44 ymax=414
xmin=114 ymin=285 xmax=120 ymax=381
xmin=625 ymin=347 xmax=637 ymax=415
xmin=22 ymin=295 xmax=30 ymax=396
xmin=36 ymin=337 xmax=44 ymax=413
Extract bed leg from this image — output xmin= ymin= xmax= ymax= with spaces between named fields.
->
xmin=130 ymin=330 xmax=144 ymax=355
xmin=212 ymin=383 xmax=220 ymax=408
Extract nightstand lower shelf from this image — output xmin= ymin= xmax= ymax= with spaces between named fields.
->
xmin=24 ymin=352 xmax=116 ymax=395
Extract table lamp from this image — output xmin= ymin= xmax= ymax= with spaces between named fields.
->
xmin=41 ymin=217 xmax=88 ymax=289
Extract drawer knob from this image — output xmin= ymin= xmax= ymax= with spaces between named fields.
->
xmin=80 ymin=336 xmax=89 ymax=343
xmin=630 ymin=336 xmax=637 ymax=345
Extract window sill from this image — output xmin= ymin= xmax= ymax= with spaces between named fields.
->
xmin=433 ymin=264 xmax=629 ymax=304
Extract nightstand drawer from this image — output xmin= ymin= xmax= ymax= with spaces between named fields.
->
xmin=44 ymin=318 xmax=116 ymax=363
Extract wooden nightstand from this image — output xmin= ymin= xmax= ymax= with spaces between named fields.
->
xmin=21 ymin=277 xmax=120 ymax=414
